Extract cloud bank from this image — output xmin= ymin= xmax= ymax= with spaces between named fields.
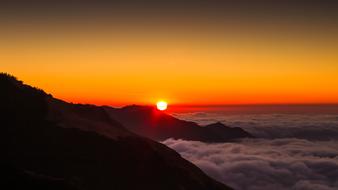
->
xmin=163 ymin=138 xmax=338 ymax=190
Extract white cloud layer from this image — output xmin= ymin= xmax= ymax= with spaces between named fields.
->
xmin=163 ymin=138 xmax=338 ymax=190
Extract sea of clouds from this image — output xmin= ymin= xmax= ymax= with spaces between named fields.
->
xmin=164 ymin=113 xmax=338 ymax=190
xmin=163 ymin=138 xmax=338 ymax=190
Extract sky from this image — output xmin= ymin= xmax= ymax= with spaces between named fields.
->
xmin=1 ymin=1 xmax=338 ymax=106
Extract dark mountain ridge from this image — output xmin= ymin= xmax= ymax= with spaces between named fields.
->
xmin=105 ymin=105 xmax=253 ymax=142
xmin=0 ymin=73 xmax=232 ymax=190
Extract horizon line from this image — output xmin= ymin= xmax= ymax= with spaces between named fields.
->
xmin=95 ymin=103 xmax=338 ymax=109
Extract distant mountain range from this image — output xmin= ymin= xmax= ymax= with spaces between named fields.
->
xmin=105 ymin=105 xmax=253 ymax=142
xmin=0 ymin=73 xmax=250 ymax=190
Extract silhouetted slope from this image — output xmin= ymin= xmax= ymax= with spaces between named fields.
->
xmin=0 ymin=73 xmax=232 ymax=190
xmin=105 ymin=105 xmax=253 ymax=142
xmin=47 ymin=98 xmax=132 ymax=139
xmin=2 ymin=165 xmax=78 ymax=190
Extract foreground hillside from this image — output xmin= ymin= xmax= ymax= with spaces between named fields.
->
xmin=0 ymin=73 xmax=232 ymax=190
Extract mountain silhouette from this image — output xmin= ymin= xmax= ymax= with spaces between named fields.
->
xmin=105 ymin=105 xmax=253 ymax=142
xmin=0 ymin=73 xmax=232 ymax=190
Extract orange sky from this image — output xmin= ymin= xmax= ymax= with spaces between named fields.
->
xmin=1 ymin=5 xmax=338 ymax=106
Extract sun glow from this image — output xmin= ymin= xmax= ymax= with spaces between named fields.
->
xmin=156 ymin=101 xmax=168 ymax=111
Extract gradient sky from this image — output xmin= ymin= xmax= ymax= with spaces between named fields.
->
xmin=1 ymin=1 xmax=338 ymax=106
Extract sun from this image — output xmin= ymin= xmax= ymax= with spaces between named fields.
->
xmin=156 ymin=101 xmax=168 ymax=111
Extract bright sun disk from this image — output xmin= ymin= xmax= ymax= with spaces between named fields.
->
xmin=156 ymin=101 xmax=168 ymax=111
